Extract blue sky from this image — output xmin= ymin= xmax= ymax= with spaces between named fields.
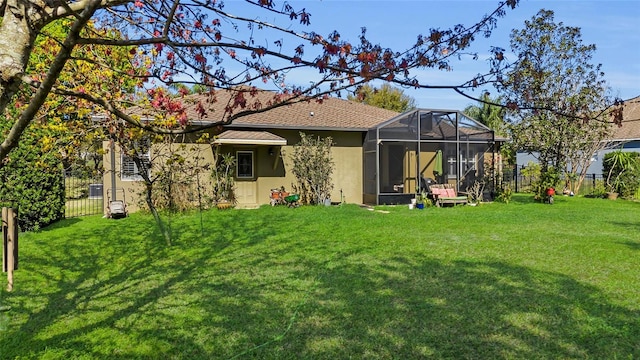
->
xmin=227 ymin=0 xmax=640 ymax=110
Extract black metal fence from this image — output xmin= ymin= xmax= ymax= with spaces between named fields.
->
xmin=501 ymin=166 xmax=604 ymax=196
xmin=64 ymin=167 xmax=104 ymax=218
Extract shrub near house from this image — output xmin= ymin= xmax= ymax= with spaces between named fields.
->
xmin=0 ymin=118 xmax=65 ymax=231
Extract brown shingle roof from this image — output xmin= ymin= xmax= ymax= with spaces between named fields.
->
xmin=180 ymin=89 xmax=400 ymax=131
xmin=611 ymin=96 xmax=640 ymax=140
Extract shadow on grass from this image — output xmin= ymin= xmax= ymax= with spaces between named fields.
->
xmin=0 ymin=208 xmax=293 ymax=358
xmin=617 ymin=241 xmax=640 ymax=251
xmin=277 ymin=256 xmax=639 ymax=359
xmin=36 ymin=216 xmax=84 ymax=231
xmin=1 ymin=207 xmax=638 ymax=359
xmin=610 ymin=221 xmax=640 ymax=232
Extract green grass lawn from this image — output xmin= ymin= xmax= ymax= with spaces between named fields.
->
xmin=1 ymin=194 xmax=639 ymax=359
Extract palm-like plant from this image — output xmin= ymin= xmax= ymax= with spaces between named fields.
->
xmin=604 ymin=149 xmax=637 ymax=194
xmin=463 ymin=93 xmax=506 ymax=136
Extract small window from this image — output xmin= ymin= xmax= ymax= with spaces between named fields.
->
xmin=236 ymin=150 xmax=254 ymax=179
xmin=121 ymin=142 xmax=151 ymax=181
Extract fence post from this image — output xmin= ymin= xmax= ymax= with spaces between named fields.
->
xmin=514 ymin=166 xmax=519 ymax=193
xmin=2 ymin=207 xmax=18 ymax=292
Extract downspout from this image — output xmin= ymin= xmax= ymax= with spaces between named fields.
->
xmin=111 ymin=140 xmax=117 ymax=201
xmin=416 ymin=110 xmax=421 ymax=193
xmin=492 ymin=130 xmax=496 ymax=192
xmin=376 ymin=127 xmax=380 ymax=205
xmin=456 ymin=112 xmax=460 ymax=191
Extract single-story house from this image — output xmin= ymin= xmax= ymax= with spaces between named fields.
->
xmin=102 ymin=89 xmax=502 ymax=212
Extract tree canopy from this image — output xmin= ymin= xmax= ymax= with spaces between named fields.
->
xmin=0 ymin=0 xmax=520 ymax=167
xmin=493 ymin=9 xmax=614 ymax=197
xmin=347 ymin=83 xmax=416 ymax=112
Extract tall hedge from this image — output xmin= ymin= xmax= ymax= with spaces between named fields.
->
xmin=0 ymin=121 xmax=65 ymax=231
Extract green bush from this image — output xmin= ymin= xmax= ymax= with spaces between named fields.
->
xmin=495 ymin=185 xmax=513 ymax=204
xmin=0 ymin=121 xmax=65 ymax=231
xmin=533 ymin=166 xmax=560 ymax=202
xmin=589 ymin=180 xmax=607 ymax=198
xmin=291 ymin=132 xmax=334 ymax=205
xmin=603 ymin=150 xmax=640 ymax=198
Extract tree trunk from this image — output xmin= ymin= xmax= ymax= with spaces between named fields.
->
xmin=0 ymin=0 xmax=35 ymax=114
xmin=0 ymin=0 xmax=102 ymax=166
xmin=134 ymin=154 xmax=172 ymax=246
xmin=145 ymin=183 xmax=172 ymax=246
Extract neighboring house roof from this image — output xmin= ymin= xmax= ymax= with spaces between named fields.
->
xmin=610 ymin=96 xmax=640 ymax=141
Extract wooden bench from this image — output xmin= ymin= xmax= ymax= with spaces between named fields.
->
xmin=429 ymin=184 xmax=468 ymax=207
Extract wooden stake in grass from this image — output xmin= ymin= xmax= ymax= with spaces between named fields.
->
xmin=2 ymin=207 xmax=18 ymax=292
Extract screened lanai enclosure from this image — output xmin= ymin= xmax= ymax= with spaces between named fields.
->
xmin=363 ymin=109 xmax=501 ymax=205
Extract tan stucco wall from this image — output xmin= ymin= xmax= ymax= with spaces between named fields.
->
xmin=102 ymin=141 xmax=215 ymax=214
xmin=257 ymin=130 xmax=364 ymax=205
xmin=102 ymin=130 xmax=366 ymax=213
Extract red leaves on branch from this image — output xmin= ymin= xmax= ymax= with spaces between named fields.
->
xmin=359 ymin=64 xmax=371 ymax=79
xmin=357 ymin=52 xmax=377 ymax=63
xmin=341 ymin=44 xmax=352 ymax=56
xmin=310 ymin=34 xmax=323 ymax=45
xmin=611 ymin=98 xmax=625 ymax=127
xmin=233 ymin=91 xmax=247 ymax=109
xmin=316 ymin=59 xmax=326 ymax=72
xmin=506 ymin=101 xmax=519 ymax=111
xmin=324 ymin=44 xmax=339 ymax=55
xmin=195 ymin=54 xmax=206 ymax=63
xmin=429 ymin=30 xmax=442 ymax=43
xmin=178 ymin=87 xmax=190 ymax=96
xmin=147 ymin=88 xmax=188 ymax=126
xmin=253 ymin=47 xmax=266 ymax=58
xmin=299 ymin=10 xmax=311 ymax=25
xmin=195 ymin=101 xmax=207 ymax=119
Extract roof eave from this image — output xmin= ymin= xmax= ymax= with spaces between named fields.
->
xmin=224 ymin=123 xmax=369 ymax=132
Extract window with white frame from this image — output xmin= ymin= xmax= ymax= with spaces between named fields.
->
xmin=446 ymin=148 xmax=477 ymax=178
xmin=121 ymin=142 xmax=151 ymax=181
xmin=236 ymin=150 xmax=254 ymax=179
xmin=446 ymin=148 xmax=457 ymax=178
